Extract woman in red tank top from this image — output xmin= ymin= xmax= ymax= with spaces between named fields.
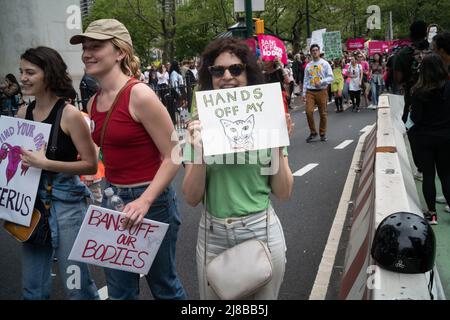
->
xmin=70 ymin=19 xmax=186 ymax=300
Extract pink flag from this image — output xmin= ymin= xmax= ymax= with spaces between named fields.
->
xmin=346 ymin=38 xmax=365 ymax=51
xmin=245 ymin=38 xmax=257 ymax=55
xmin=257 ymin=35 xmax=287 ymax=65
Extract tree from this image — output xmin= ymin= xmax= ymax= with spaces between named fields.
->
xmin=84 ymin=0 xmax=450 ymax=60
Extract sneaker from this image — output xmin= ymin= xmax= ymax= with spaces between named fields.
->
xmin=436 ymin=196 xmax=447 ymax=204
xmin=413 ymin=171 xmax=423 ymax=181
xmin=445 ymin=205 xmax=450 ymax=213
xmin=320 ymin=135 xmax=327 ymax=142
xmin=424 ymin=211 xmax=438 ymax=225
xmin=306 ymin=133 xmax=318 ymax=143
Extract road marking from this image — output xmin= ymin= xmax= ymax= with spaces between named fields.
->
xmin=98 ymin=274 xmax=145 ymax=300
xmin=293 ymin=163 xmax=319 ymax=177
xmin=360 ymin=124 xmax=375 ymax=133
xmin=334 ymin=140 xmax=353 ymax=150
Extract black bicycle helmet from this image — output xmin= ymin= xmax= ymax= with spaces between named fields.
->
xmin=371 ymin=212 xmax=436 ymax=274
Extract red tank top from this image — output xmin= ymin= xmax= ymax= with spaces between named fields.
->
xmin=91 ymin=83 xmax=162 ymax=185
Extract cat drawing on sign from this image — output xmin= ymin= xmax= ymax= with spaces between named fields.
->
xmin=220 ymin=115 xmax=255 ymax=151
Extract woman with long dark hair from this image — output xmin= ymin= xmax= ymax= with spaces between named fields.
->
xmin=17 ymin=46 xmax=99 ymax=299
xmin=369 ymin=53 xmax=384 ymax=108
xmin=409 ymin=53 xmax=450 ymax=225
xmin=182 ymin=37 xmax=293 ymax=299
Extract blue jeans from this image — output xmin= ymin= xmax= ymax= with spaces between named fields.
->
xmin=370 ymin=79 xmax=380 ymax=107
xmin=102 ymin=183 xmax=186 ymax=300
xmin=22 ymin=173 xmax=99 ymax=300
xmin=343 ymin=82 xmax=350 ymax=102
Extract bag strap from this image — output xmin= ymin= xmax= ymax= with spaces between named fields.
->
xmin=100 ymin=78 xmax=140 ymax=148
xmin=40 ymin=99 xmax=65 ymax=216
xmin=48 ymin=99 xmax=66 ymax=160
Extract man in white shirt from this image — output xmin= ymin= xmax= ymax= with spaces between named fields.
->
xmin=302 ymin=44 xmax=334 ymax=142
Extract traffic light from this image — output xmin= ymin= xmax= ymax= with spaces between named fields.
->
xmin=254 ymin=19 xmax=264 ymax=35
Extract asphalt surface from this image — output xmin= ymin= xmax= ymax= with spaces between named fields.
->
xmin=0 ymin=95 xmax=377 ymax=300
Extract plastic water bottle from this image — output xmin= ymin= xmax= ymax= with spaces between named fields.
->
xmin=104 ymin=187 xmax=125 ymax=212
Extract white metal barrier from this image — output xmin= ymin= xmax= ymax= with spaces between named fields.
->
xmin=339 ymin=94 xmax=445 ymax=300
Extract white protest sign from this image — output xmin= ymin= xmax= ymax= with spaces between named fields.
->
xmin=0 ymin=116 xmax=51 ymax=226
xmin=311 ymin=28 xmax=327 ymax=53
xmin=69 ymin=205 xmax=169 ymax=275
xmin=195 ymin=83 xmax=289 ymax=157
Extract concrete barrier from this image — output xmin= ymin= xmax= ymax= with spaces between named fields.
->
xmin=339 ymin=94 xmax=445 ymax=300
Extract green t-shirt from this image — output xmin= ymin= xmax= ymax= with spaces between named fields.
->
xmin=183 ymin=144 xmax=287 ymax=218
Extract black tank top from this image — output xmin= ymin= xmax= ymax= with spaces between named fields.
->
xmin=26 ymin=99 xmax=78 ymax=162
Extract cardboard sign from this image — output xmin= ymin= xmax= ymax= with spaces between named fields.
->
xmin=310 ymin=29 xmax=326 ymax=53
xmin=0 ymin=116 xmax=51 ymax=226
xmin=69 ymin=205 xmax=169 ymax=275
xmin=258 ymin=35 xmax=288 ymax=65
xmin=195 ymin=83 xmax=290 ymax=157
xmin=323 ymin=31 xmax=343 ymax=60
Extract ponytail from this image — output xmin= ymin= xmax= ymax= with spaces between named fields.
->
xmin=111 ymin=38 xmax=141 ymax=78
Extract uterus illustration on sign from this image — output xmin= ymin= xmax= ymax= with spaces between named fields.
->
xmin=0 ymin=143 xmax=30 ymax=185
xmin=220 ymin=114 xmax=255 ymax=151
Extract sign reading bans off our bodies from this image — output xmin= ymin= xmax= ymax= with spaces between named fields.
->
xmin=0 ymin=116 xmax=51 ymax=226
xmin=195 ymin=83 xmax=290 ymax=157
xmin=69 ymin=205 xmax=169 ymax=275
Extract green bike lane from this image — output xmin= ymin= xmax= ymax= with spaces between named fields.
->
xmin=414 ymin=177 xmax=450 ymax=299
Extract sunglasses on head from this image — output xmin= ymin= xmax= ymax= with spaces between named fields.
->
xmin=208 ymin=64 xmax=246 ymax=77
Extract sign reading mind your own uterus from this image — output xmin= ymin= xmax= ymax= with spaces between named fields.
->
xmin=0 ymin=116 xmax=51 ymax=226
xmin=195 ymin=83 xmax=290 ymax=157
xmin=69 ymin=205 xmax=169 ymax=274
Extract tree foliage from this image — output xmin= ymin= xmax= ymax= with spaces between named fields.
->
xmin=85 ymin=0 xmax=450 ymax=62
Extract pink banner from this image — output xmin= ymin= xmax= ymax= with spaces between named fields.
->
xmin=257 ymin=35 xmax=287 ymax=65
xmin=368 ymin=41 xmax=393 ymax=56
xmin=246 ymin=38 xmax=257 ymax=55
xmin=392 ymin=38 xmax=412 ymax=48
xmin=346 ymin=38 xmax=365 ymax=51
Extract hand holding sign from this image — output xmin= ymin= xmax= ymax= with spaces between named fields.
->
xmin=186 ymin=119 xmax=203 ymax=150
xmin=20 ymin=144 xmax=47 ymax=170
xmin=121 ymin=196 xmax=152 ymax=230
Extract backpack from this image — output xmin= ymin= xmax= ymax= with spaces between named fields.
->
xmin=79 ymin=74 xmax=99 ymax=110
xmin=185 ymin=69 xmax=197 ymax=87
xmin=395 ymin=40 xmax=431 ymax=88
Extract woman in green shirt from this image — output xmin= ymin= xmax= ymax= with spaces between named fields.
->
xmin=182 ymin=38 xmax=293 ymax=299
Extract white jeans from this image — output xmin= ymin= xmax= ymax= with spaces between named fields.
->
xmin=196 ymin=205 xmax=287 ymax=300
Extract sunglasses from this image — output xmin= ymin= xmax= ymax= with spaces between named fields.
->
xmin=208 ymin=64 xmax=246 ymax=77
